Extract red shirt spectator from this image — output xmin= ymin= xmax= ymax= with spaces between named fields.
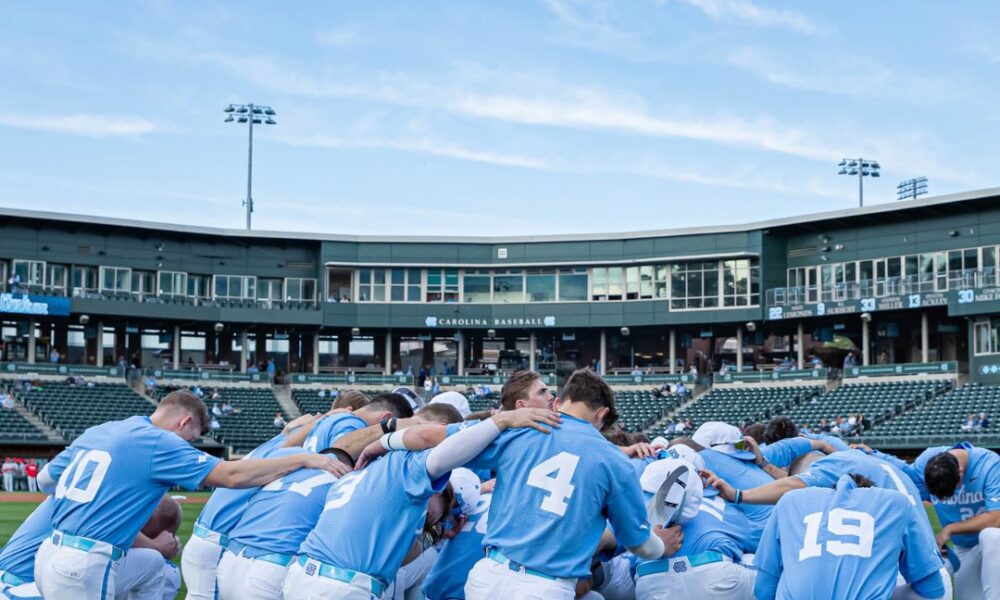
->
xmin=25 ymin=462 xmax=38 ymax=478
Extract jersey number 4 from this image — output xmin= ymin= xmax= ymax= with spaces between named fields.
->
xmin=799 ymin=509 xmax=875 ymax=561
xmin=526 ymin=452 xmax=580 ymax=517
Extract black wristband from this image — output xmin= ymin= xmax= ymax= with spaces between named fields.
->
xmin=387 ymin=417 xmax=397 ymax=432
xmin=380 ymin=418 xmax=392 ymax=434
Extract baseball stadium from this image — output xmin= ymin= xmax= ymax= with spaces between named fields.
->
xmin=0 ymin=187 xmax=998 ymax=598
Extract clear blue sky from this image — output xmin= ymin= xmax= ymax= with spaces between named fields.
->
xmin=0 ymin=1 xmax=996 ymax=235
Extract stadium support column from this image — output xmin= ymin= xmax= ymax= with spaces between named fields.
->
xmin=796 ymin=323 xmax=805 ymax=370
xmin=736 ymin=327 xmax=743 ymax=372
xmin=457 ymin=333 xmax=465 ymax=376
xmin=921 ymin=313 xmax=929 ymax=363
xmin=172 ymin=326 xmax=180 ymax=369
xmin=96 ymin=321 xmax=105 ymax=367
xmin=862 ymin=318 xmax=870 ymax=366
xmin=26 ymin=319 xmax=35 ymax=364
xmin=338 ymin=335 xmax=351 ymax=368
xmin=240 ymin=331 xmax=248 ymax=373
xmin=669 ymin=329 xmax=676 ymax=374
xmin=312 ymin=334 xmax=320 ymax=375
xmin=599 ymin=330 xmax=607 ymax=376
xmin=529 ymin=333 xmax=537 ymax=372
xmin=384 ymin=331 xmax=392 ymax=375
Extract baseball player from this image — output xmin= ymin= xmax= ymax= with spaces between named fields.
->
xmin=754 ymin=473 xmax=946 ymax=600
xmin=765 ymin=416 xmax=849 ymax=453
xmin=497 ymin=370 xmax=555 ymax=410
xmin=0 ymin=496 xmax=182 ymax=600
xmin=33 ymin=391 xmax=347 ymax=600
xmin=215 ymin=446 xmax=340 ymax=599
xmin=634 ymin=458 xmax=757 ymax=600
xmin=181 ymin=412 xmax=319 ymax=599
xmin=461 ymin=369 xmax=683 ymax=600
xmin=690 ymin=422 xmax=781 ymax=546
xmin=283 ymin=407 xmax=557 ymax=599
xmin=422 ymin=485 xmax=493 ymax=600
xmin=912 ymin=442 xmax=1000 ymax=599
xmin=302 ymin=393 xmax=413 ymax=453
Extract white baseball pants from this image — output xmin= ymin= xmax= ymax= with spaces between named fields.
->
xmin=281 ymin=558 xmax=382 ymax=600
xmin=215 ymin=550 xmax=290 ymax=600
xmin=34 ymin=537 xmax=122 ymax=600
xmin=634 ymin=560 xmax=755 ymax=600
xmin=114 ymin=548 xmax=166 ymax=600
xmin=180 ymin=533 xmax=225 ymax=600
xmin=464 ymin=557 xmax=576 ymax=600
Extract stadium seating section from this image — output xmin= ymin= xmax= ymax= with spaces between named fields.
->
xmin=785 ymin=380 xmax=951 ymax=434
xmin=649 ymin=385 xmax=822 ymax=438
xmin=616 ymin=391 xmax=686 ymax=433
xmin=5 ymin=379 xmax=152 ymax=441
xmin=188 ymin=386 xmax=287 ymax=455
xmin=868 ymin=382 xmax=998 ymax=438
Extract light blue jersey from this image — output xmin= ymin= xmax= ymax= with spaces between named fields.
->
xmin=699 ymin=448 xmax=773 ymax=547
xmin=0 ymin=500 xmax=54 ymax=582
xmin=762 ymin=438 xmax=814 ymax=469
xmin=637 ymin=495 xmax=754 ymax=567
xmin=422 ymin=493 xmax=492 ymax=600
xmin=195 ymin=431 xmax=288 ymax=534
xmin=912 ymin=443 xmax=1000 ymax=548
xmin=47 ymin=416 xmax=220 ymax=549
xmin=804 ymin=433 xmax=849 ymax=452
xmin=303 ymin=413 xmax=367 ymax=453
xmin=466 ymin=414 xmax=650 ymax=579
xmin=299 ymin=450 xmax=448 ymax=584
xmin=227 ymin=448 xmax=338 ymax=556
xmin=795 ymin=449 xmax=943 ymax=570
xmin=754 ymin=475 xmax=942 ymax=600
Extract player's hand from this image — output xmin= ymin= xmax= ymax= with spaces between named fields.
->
xmin=621 ymin=443 xmax=656 ymax=459
xmin=654 ymin=524 xmax=684 ymax=557
xmin=492 ymin=408 xmax=561 ymax=433
xmin=305 ymin=453 xmax=351 ymax=478
xmin=700 ymin=469 xmax=737 ymax=502
xmin=742 ymin=436 xmax=764 ymax=462
xmin=354 ymin=440 xmax=389 ymax=471
xmin=936 ymin=525 xmax=953 ymax=550
xmin=480 ymin=478 xmax=496 ymax=494
xmin=150 ymin=530 xmax=180 ymax=559
xmin=440 ymin=514 xmax=467 ymax=540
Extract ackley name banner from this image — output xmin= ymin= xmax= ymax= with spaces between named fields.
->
xmin=425 ymin=316 xmax=556 ymax=328
xmin=0 ymin=293 xmax=71 ymax=317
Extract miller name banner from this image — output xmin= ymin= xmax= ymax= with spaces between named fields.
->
xmin=0 ymin=293 xmax=71 ymax=317
xmin=425 ymin=316 xmax=556 ymax=328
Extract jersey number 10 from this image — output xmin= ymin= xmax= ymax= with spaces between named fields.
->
xmin=55 ymin=449 xmax=112 ymax=504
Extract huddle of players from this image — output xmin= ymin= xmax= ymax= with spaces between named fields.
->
xmin=0 ymin=367 xmax=998 ymax=600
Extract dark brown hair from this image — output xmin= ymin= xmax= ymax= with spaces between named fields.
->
xmin=500 ymin=370 xmax=541 ymax=411
xmin=561 ymin=369 xmax=618 ymax=430
xmin=160 ymin=391 xmax=210 ymax=435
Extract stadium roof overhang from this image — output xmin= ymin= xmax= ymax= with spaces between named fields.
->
xmin=1 ymin=186 xmax=998 ymax=245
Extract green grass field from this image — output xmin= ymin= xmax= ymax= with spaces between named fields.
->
xmin=0 ymin=493 xmax=210 ymax=597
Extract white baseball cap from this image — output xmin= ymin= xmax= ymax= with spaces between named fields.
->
xmin=641 ymin=458 xmax=703 ymax=527
xmin=449 ymin=468 xmax=482 ymax=515
xmin=430 ymin=391 xmax=471 ymax=419
xmin=661 ymin=444 xmax=705 ymax=472
xmin=392 ymin=387 xmax=425 ymax=411
xmin=692 ymin=422 xmax=756 ymax=461
xmin=651 ymin=436 xmax=669 ymax=449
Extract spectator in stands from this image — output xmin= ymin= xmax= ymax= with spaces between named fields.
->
xmin=843 ymin=351 xmax=856 ymax=369
xmin=143 ymin=375 xmax=157 ymax=395
xmin=405 ymin=365 xmax=413 ymax=377
xmin=49 ymin=348 xmax=59 ymax=364
xmin=423 ymin=375 xmax=433 ymax=402
xmin=657 ymin=382 xmax=673 ymax=397
xmin=211 ymin=403 xmax=223 ymax=418
xmin=979 ymin=412 xmax=990 ymax=431
xmin=856 ymin=413 xmax=867 ymax=434
xmin=0 ymin=391 xmax=12 ymax=410
xmin=25 ymin=459 xmax=38 ymax=493
xmin=675 ymin=381 xmax=688 ymax=396
xmin=211 ymin=388 xmax=221 ymax=401
xmin=836 ymin=417 xmax=852 ymax=436
xmin=665 ymin=419 xmax=677 ymax=435
xmin=317 ymin=388 xmax=327 ymax=399
xmin=819 ymin=417 xmax=831 ymax=433
xmin=221 ymin=401 xmax=239 ymax=416
xmin=801 ymin=422 xmax=813 ymax=435
xmin=8 ymin=272 xmax=21 ymax=293
xmin=326 ymin=294 xmax=338 ymax=303
xmin=187 ymin=356 xmax=196 ymax=368
xmin=809 ymin=353 xmax=824 ymax=369
xmin=192 ymin=385 xmax=204 ymax=398
xmin=778 ymin=357 xmax=795 ymax=371
xmin=210 ymin=416 xmax=221 ymax=431
xmin=266 ymin=359 xmax=276 ymax=380
xmin=962 ymin=414 xmax=977 ymax=432
xmin=1 ymin=458 xmax=15 ymax=492
xmin=246 ymin=364 xmax=260 ymax=374
xmin=847 ymin=414 xmax=858 ymax=435
xmin=392 ymin=365 xmax=404 ymax=376
xmin=273 ymin=412 xmax=286 ymax=428
xmin=877 ymin=350 xmax=889 ymax=364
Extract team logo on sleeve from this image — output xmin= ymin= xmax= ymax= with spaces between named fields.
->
xmin=198 ymin=454 xmax=208 ymax=464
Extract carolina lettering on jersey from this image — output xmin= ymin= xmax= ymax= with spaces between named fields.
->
xmin=912 ymin=444 xmax=1000 ymax=548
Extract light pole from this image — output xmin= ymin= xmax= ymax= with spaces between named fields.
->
xmin=897 ymin=177 xmax=928 ymax=202
xmin=838 ymin=158 xmax=880 ymax=207
xmin=224 ymin=103 xmax=277 ymax=230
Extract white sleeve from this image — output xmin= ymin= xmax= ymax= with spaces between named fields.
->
xmin=628 ymin=533 xmax=665 ymax=559
xmin=37 ymin=464 xmax=56 ymax=495
xmin=425 ymin=419 xmax=501 ymax=479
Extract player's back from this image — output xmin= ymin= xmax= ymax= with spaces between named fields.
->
xmin=674 ymin=496 xmax=755 ymax=560
xmin=913 ymin=442 xmax=999 ymax=547
xmin=699 ymin=448 xmax=773 ymax=544
xmin=760 ymin=481 xmax=920 ymax=600
xmin=422 ymin=493 xmax=492 ymax=600
xmin=303 ymin=412 xmax=366 ymax=453
xmin=227 ymin=448 xmax=337 ymax=556
xmin=467 ymin=414 xmax=650 ymax=579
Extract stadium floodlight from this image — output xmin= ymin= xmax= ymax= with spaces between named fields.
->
xmin=223 ymin=103 xmax=277 ymax=230
xmin=838 ymin=158 xmax=880 ymax=207
xmin=897 ymin=177 xmax=928 ymax=202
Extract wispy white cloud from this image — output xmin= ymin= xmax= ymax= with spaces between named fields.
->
xmin=315 ymin=26 xmax=362 ymax=48
xmin=0 ymin=112 xmax=159 ymax=137
xmin=676 ymin=0 xmax=824 ymax=35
